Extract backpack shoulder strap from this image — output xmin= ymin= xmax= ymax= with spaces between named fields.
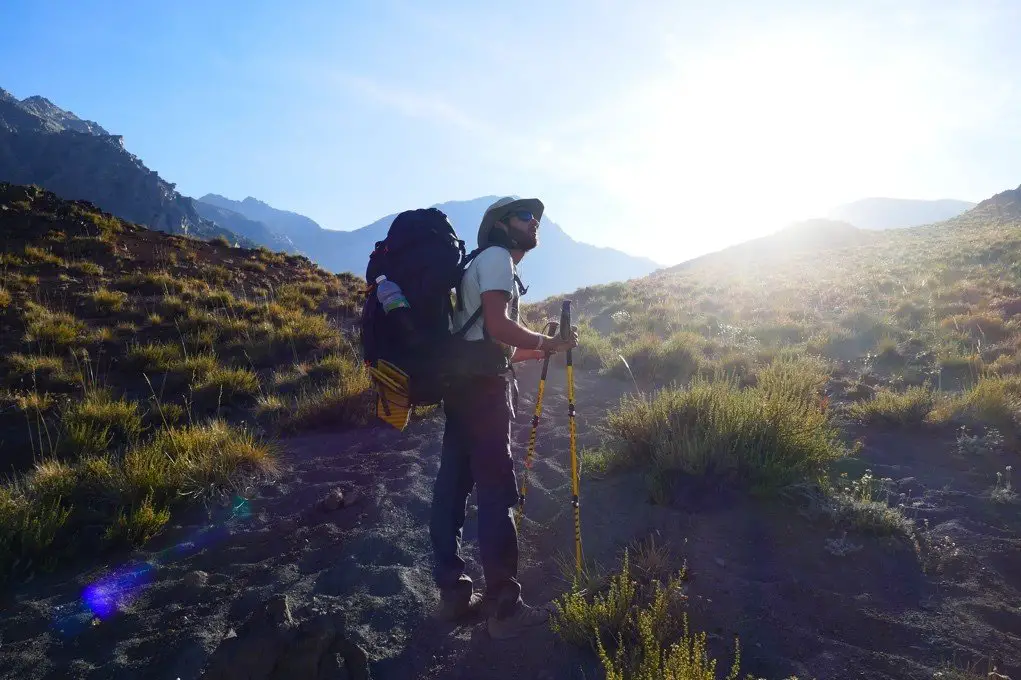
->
xmin=451 ymin=307 xmax=484 ymax=339
xmin=455 ymin=246 xmax=487 ymax=312
xmin=514 ymin=273 xmax=528 ymax=297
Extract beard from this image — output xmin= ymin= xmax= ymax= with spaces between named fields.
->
xmin=511 ymin=228 xmax=538 ymax=251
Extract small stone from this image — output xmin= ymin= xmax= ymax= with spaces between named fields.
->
xmin=317 ymin=489 xmax=344 ymax=512
xmin=714 ymin=558 xmax=726 ymax=568
xmin=183 ymin=570 xmax=208 ymax=589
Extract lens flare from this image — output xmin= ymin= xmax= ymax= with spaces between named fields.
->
xmin=82 ymin=561 xmax=155 ymax=619
xmin=67 ymin=494 xmax=256 ymax=631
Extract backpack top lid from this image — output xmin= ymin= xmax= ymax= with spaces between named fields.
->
xmin=365 ymin=207 xmax=465 ymax=286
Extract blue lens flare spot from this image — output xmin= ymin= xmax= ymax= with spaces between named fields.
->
xmin=81 ymin=561 xmax=155 ymax=619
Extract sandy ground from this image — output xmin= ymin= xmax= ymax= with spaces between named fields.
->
xmin=1 ymin=362 xmax=1019 ymax=679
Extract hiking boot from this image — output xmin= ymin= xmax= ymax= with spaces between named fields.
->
xmin=487 ymin=602 xmax=552 ymax=640
xmin=433 ymin=589 xmax=485 ymax=622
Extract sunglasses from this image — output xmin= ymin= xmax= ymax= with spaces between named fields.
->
xmin=503 ymin=210 xmax=536 ymax=223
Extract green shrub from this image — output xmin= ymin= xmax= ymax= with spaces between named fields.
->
xmin=103 ymin=494 xmax=171 ymax=546
xmin=123 ymin=419 xmax=276 ymax=504
xmin=573 ymin=324 xmax=614 ymax=371
xmin=276 ymin=362 xmax=372 ymax=432
xmin=127 ymin=341 xmax=183 ymax=372
xmin=4 ymin=353 xmax=73 ymax=387
xmin=89 ymin=287 xmax=128 ymax=314
xmin=604 ymin=375 xmax=843 ymax=492
xmin=23 ymin=245 xmax=64 ymax=266
xmin=22 ymin=303 xmax=87 ymax=349
xmin=0 ymin=487 xmax=72 ymax=578
xmin=930 ymin=375 xmax=1021 ymax=433
xmin=116 ymin=271 xmax=184 ymax=296
xmin=69 ymin=260 xmax=104 ymax=276
xmin=551 ymin=552 xmax=741 ymax=680
xmin=192 ymin=366 xmax=261 ymax=407
xmin=848 ymin=386 xmax=935 ymax=426
xmin=61 ymin=389 xmax=144 ymax=459
xmin=610 ymin=333 xmax=703 ymax=387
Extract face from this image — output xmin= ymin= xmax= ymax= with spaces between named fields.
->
xmin=501 ymin=210 xmax=539 ymax=251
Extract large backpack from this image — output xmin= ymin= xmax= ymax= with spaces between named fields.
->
xmin=359 ymin=207 xmax=498 ymax=407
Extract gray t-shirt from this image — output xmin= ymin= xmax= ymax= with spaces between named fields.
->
xmin=450 ymin=246 xmax=519 ymax=354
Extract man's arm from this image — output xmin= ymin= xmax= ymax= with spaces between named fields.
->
xmin=481 ymin=291 xmax=548 ymax=350
xmin=481 ymin=292 xmax=580 ymax=357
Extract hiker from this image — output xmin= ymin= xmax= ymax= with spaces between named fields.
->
xmin=429 ymin=196 xmax=579 ymax=639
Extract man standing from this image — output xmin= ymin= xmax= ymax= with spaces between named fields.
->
xmin=429 ymin=196 xmax=578 ymax=639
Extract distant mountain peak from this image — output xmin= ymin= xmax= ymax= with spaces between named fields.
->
xmin=197 ymin=193 xmax=660 ymax=299
xmin=0 ymin=89 xmax=110 ymax=136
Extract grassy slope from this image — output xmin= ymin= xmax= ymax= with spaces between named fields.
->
xmin=528 ymin=208 xmax=1021 ymax=415
xmin=523 ymin=211 xmax=1021 ymax=678
xmin=0 ymin=183 xmax=371 ymax=581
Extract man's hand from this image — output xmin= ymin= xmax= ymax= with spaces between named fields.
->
xmin=511 ymin=326 xmax=579 ymax=363
xmin=543 ymin=325 xmax=579 ymax=354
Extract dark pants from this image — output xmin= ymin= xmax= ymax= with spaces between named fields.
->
xmin=429 ymin=374 xmax=522 ymax=618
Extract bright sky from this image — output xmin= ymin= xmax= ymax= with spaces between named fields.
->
xmin=2 ymin=0 xmax=1020 ymax=265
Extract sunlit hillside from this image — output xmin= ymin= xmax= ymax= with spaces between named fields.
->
xmin=522 ymin=194 xmax=1021 ymax=678
xmin=0 ymin=183 xmax=369 ymax=580
xmin=530 ymin=199 xmax=1021 ymax=399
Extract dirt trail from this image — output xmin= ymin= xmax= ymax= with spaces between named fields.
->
xmin=1 ymin=363 xmax=1019 ymax=679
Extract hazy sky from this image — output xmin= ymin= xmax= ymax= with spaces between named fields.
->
xmin=3 ymin=0 xmax=1020 ymax=265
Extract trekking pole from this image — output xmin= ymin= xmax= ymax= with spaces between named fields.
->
xmin=515 ymin=320 xmax=558 ymax=531
xmin=561 ymin=300 xmax=583 ymax=577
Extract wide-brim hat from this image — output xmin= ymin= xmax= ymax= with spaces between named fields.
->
xmin=477 ymin=196 xmax=545 ymax=248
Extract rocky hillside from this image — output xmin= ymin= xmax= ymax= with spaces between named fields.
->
xmin=199 ymin=194 xmax=662 ymax=299
xmin=0 ymin=88 xmax=257 ymax=244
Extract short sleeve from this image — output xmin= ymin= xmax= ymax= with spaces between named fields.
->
xmin=474 ymin=247 xmax=515 ymax=295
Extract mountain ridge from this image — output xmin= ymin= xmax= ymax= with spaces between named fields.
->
xmin=827 ymin=196 xmax=975 ymax=230
xmin=0 ymin=86 xmax=248 ymax=244
xmin=199 ymin=193 xmax=663 ymax=299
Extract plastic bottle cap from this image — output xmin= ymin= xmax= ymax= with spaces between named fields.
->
xmin=375 ymin=275 xmax=387 ymax=283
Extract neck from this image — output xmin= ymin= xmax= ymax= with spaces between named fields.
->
xmin=510 ymin=249 xmax=525 ymax=264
